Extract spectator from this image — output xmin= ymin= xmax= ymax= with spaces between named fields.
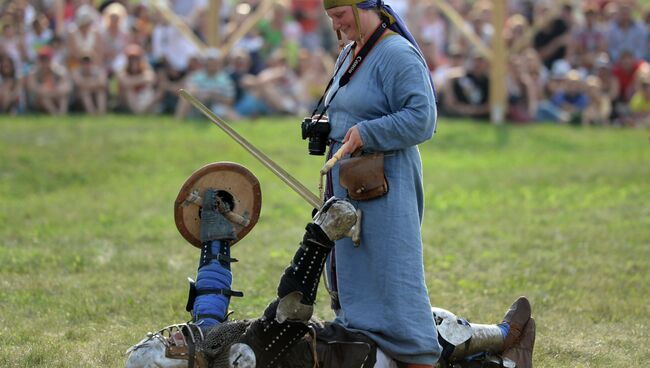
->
xmin=291 ymin=0 xmax=323 ymax=51
xmin=606 ymin=3 xmax=648 ymax=62
xmin=0 ymin=54 xmax=22 ymax=114
xmin=246 ymin=49 xmax=305 ymax=116
xmin=612 ymin=49 xmax=649 ymax=103
xmin=569 ymin=5 xmax=607 ymax=71
xmin=153 ymin=58 xmax=188 ymax=114
xmin=24 ymin=14 xmax=53 ymax=63
xmin=175 ymin=48 xmax=238 ymax=121
xmin=66 ymin=4 xmax=103 ymax=69
xmin=504 ymin=13 xmax=530 ymax=51
xmin=130 ymin=4 xmax=155 ymax=43
xmin=533 ymin=3 xmax=572 ymax=70
xmin=150 ymin=15 xmax=199 ymax=74
xmin=116 ymin=44 xmax=156 ymax=114
xmin=536 ymin=60 xmax=571 ymax=123
xmin=628 ymin=72 xmax=650 ymax=127
xmin=582 ymin=75 xmax=611 ymax=126
xmin=101 ymin=2 xmax=129 ymax=75
xmin=506 ymin=54 xmax=538 ymax=123
xmin=418 ymin=4 xmax=447 ymax=57
xmin=257 ymin=2 xmax=301 ymax=64
xmin=550 ymin=69 xmax=588 ymax=124
xmin=71 ymin=54 xmax=108 ymax=115
xmin=594 ymin=52 xmax=625 ymax=122
xmin=441 ymin=52 xmax=491 ymax=120
xmin=226 ymin=48 xmax=265 ymax=118
xmin=432 ymin=46 xmax=468 ymax=96
xmin=521 ymin=48 xmax=550 ymax=100
xmin=26 ymin=47 xmax=72 ymax=115
xmin=47 ymin=36 xmax=67 ymax=68
xmin=1 ymin=22 xmax=28 ymax=78
xmin=296 ymin=48 xmax=333 ymax=111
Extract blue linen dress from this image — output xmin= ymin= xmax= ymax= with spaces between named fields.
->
xmin=325 ymin=35 xmax=442 ymax=365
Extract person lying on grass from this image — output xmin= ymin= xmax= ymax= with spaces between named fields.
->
xmin=125 ymin=189 xmax=535 ymax=368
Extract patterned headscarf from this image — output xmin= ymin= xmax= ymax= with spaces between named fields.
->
xmin=323 ymin=0 xmax=436 ymax=96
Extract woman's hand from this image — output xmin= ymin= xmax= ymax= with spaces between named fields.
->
xmin=343 ymin=125 xmax=364 ymax=154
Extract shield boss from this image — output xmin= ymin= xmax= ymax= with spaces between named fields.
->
xmin=175 ymin=162 xmax=262 ymax=248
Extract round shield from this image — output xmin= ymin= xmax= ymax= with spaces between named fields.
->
xmin=174 ymin=162 xmax=262 ymax=248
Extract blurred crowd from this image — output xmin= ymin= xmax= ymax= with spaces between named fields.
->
xmin=1 ymin=0 xmax=650 ymax=126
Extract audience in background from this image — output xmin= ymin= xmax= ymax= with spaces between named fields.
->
xmin=441 ymin=52 xmax=491 ymax=119
xmin=116 ymin=44 xmax=156 ymax=114
xmin=175 ymin=48 xmax=238 ymax=121
xmin=26 ymin=46 xmax=71 ymax=115
xmin=71 ymin=53 xmax=107 ymax=115
xmin=0 ymin=0 xmax=649 ymax=128
xmin=582 ymin=75 xmax=611 ymax=126
xmin=0 ymin=54 xmax=21 ymax=114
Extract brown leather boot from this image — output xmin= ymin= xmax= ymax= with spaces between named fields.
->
xmin=502 ymin=296 xmax=532 ymax=350
xmin=502 ymin=317 xmax=536 ymax=368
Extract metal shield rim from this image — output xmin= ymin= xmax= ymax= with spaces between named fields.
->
xmin=174 ymin=162 xmax=262 ymax=248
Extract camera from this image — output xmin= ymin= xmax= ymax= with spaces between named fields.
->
xmin=301 ymin=116 xmax=331 ymax=156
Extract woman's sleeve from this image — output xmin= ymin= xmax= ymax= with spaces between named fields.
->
xmin=356 ymin=45 xmax=437 ymax=152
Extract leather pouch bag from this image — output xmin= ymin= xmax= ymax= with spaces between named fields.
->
xmin=339 ymin=152 xmax=388 ymax=201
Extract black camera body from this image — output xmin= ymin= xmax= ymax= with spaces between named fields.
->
xmin=301 ymin=116 xmax=331 ymax=155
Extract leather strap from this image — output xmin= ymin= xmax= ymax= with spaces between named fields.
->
xmin=196 ymin=288 xmax=244 ymax=298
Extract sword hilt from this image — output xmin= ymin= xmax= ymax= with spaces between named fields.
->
xmin=320 ymin=142 xmax=350 ymax=175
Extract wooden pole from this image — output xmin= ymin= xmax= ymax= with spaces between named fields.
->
xmin=207 ymin=0 xmax=222 ymax=47
xmin=490 ymin=0 xmax=507 ymax=124
xmin=430 ymin=0 xmax=492 ymax=60
xmin=55 ymin=0 xmax=64 ymax=36
xmin=220 ymin=0 xmax=276 ymax=56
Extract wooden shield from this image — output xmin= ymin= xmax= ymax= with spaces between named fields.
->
xmin=174 ymin=162 xmax=262 ymax=248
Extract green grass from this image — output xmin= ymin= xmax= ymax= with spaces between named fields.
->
xmin=1 ymin=115 xmax=649 ymax=367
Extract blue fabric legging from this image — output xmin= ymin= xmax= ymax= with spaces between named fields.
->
xmin=193 ymin=240 xmax=233 ymax=329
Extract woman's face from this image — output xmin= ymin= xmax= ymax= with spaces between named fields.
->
xmin=326 ymin=6 xmax=358 ymax=41
xmin=1 ymin=58 xmax=14 ymax=77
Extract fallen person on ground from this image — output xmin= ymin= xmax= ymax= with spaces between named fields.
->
xmin=125 ymin=164 xmax=535 ymax=368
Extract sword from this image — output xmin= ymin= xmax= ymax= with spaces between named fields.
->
xmin=178 ymin=89 xmax=322 ymax=209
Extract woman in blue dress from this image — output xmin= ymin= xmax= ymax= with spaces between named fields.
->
xmin=321 ymin=1 xmax=441 ymax=366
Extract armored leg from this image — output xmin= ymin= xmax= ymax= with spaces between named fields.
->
xmin=448 ymin=323 xmax=506 ymax=360
xmin=437 ymin=297 xmax=532 ymax=367
xmin=229 ymin=198 xmax=357 ymax=368
xmin=189 ymin=189 xmax=243 ymax=330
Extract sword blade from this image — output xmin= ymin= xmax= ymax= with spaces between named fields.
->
xmin=178 ymin=89 xmax=322 ymax=209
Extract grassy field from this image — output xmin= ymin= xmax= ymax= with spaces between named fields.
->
xmin=0 ymin=114 xmax=649 ymax=367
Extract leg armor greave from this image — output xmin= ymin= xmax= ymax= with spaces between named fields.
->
xmin=189 ymin=240 xmax=243 ymax=329
xmin=448 ymin=323 xmax=505 ymax=360
xmin=229 ymin=198 xmax=357 ymax=368
xmin=275 ymin=223 xmax=333 ymax=322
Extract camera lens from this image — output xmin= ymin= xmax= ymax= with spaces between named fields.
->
xmin=308 ymin=137 xmax=327 ymax=155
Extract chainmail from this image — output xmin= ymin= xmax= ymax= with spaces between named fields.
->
xmin=196 ymin=320 xmax=252 ymax=368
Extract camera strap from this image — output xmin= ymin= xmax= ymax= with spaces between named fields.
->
xmin=311 ymin=19 xmax=389 ymax=120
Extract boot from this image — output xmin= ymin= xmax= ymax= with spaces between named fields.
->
xmin=502 ymin=318 xmax=535 ymax=368
xmin=502 ymin=297 xmax=531 ymax=350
